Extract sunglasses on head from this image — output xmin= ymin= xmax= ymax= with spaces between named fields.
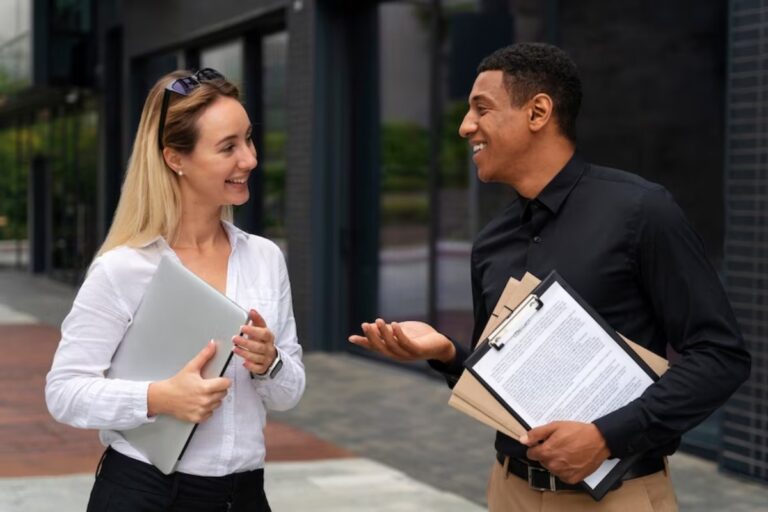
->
xmin=157 ymin=68 xmax=226 ymax=150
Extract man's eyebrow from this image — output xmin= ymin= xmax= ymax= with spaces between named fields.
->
xmin=470 ymin=92 xmax=494 ymax=104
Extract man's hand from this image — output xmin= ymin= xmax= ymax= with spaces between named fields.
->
xmin=348 ymin=319 xmax=455 ymax=364
xmin=232 ymin=309 xmax=277 ymax=375
xmin=520 ymin=421 xmax=610 ymax=484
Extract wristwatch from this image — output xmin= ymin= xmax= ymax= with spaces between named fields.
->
xmin=252 ymin=350 xmax=283 ymax=380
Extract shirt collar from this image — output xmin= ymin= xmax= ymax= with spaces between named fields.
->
xmin=221 ymin=220 xmax=249 ymax=250
xmin=533 ymin=152 xmax=586 ymax=216
xmin=135 ymin=220 xmax=249 ymax=251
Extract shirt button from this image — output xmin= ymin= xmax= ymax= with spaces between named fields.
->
xmin=533 ymin=236 xmax=542 ymax=244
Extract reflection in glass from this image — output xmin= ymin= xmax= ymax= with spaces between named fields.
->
xmin=261 ymin=32 xmax=288 ymax=253
xmin=378 ymin=3 xmax=431 ymax=322
xmin=0 ymin=98 xmax=99 ymax=279
xmin=376 ymin=2 xmax=476 ymax=344
xmin=0 ymin=0 xmax=32 ymax=95
xmin=48 ymin=101 xmax=99 ymax=282
xmin=200 ymin=39 xmax=244 ymax=92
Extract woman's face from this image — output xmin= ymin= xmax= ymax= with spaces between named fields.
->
xmin=175 ymin=96 xmax=258 ymax=209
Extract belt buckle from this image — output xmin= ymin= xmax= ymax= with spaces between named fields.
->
xmin=527 ymin=465 xmax=557 ymax=492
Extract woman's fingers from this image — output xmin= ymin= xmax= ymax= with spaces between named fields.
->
xmin=240 ymin=324 xmax=274 ymax=344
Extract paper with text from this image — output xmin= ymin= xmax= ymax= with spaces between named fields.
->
xmin=471 ymin=280 xmax=655 ymax=489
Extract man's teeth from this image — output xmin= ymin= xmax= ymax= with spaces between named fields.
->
xmin=473 ymin=143 xmax=486 ymax=153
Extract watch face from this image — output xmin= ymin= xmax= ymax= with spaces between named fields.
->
xmin=269 ymin=358 xmax=284 ymax=379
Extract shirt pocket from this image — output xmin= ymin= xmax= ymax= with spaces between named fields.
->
xmin=240 ymin=289 xmax=281 ymax=334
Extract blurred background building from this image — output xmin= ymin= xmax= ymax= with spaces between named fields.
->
xmin=0 ymin=0 xmax=764 ymax=486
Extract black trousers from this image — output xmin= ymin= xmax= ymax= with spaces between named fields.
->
xmin=87 ymin=448 xmax=272 ymax=512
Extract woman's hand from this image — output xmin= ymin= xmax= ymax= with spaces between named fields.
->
xmin=348 ymin=319 xmax=456 ymax=364
xmin=232 ymin=309 xmax=277 ymax=375
xmin=147 ymin=340 xmax=232 ymax=423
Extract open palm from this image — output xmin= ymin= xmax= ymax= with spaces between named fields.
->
xmin=349 ymin=319 xmax=454 ymax=363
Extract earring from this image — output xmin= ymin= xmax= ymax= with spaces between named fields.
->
xmin=177 ymin=170 xmax=184 ymax=176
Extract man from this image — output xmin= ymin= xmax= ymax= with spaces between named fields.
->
xmin=349 ymin=43 xmax=751 ymax=511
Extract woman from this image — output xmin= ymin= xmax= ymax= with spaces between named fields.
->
xmin=45 ymin=68 xmax=305 ymax=511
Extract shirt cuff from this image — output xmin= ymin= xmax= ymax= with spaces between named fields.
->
xmin=135 ymin=381 xmax=157 ymax=423
xmin=593 ymin=407 xmax=643 ymax=460
xmin=427 ymin=336 xmax=470 ymax=380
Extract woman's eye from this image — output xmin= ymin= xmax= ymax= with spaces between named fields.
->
xmin=223 ymin=144 xmax=235 ymax=152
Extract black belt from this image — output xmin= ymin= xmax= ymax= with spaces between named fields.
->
xmin=496 ymin=451 xmax=664 ymax=492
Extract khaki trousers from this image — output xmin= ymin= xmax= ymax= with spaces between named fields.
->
xmin=487 ymin=458 xmax=678 ymax=512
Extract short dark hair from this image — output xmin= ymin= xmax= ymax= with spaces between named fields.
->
xmin=478 ymin=43 xmax=582 ymax=142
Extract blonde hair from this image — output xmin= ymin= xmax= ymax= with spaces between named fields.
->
xmin=97 ymin=70 xmax=240 ymax=257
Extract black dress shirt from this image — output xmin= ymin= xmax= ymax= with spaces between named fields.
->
xmin=431 ymin=153 xmax=750 ymax=460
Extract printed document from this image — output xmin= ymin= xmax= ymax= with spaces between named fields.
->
xmin=471 ymin=280 xmax=655 ymax=488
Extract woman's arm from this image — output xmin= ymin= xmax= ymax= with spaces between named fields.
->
xmin=45 ymin=258 xmax=155 ymax=430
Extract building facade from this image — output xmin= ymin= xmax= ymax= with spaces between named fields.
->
xmin=723 ymin=0 xmax=768 ymax=482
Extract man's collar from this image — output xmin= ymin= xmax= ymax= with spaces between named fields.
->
xmin=533 ymin=152 xmax=586 ymax=216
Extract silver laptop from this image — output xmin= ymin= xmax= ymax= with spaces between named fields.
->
xmin=106 ymin=255 xmax=248 ymax=474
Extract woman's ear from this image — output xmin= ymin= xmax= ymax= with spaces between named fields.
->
xmin=162 ymin=147 xmax=184 ymax=175
xmin=528 ymin=93 xmax=554 ymax=133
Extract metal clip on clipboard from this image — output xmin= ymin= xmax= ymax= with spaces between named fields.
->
xmin=488 ymin=294 xmax=543 ymax=350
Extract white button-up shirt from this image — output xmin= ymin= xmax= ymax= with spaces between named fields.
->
xmin=45 ymin=222 xmax=305 ymax=476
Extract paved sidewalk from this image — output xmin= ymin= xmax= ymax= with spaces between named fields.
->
xmin=0 ymin=459 xmax=483 ymax=512
xmin=1 ymin=268 xmax=768 ymax=511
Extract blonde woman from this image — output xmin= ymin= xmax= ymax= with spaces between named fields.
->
xmin=45 ymin=68 xmax=305 ymax=511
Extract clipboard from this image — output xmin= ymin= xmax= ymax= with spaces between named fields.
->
xmin=449 ymin=270 xmax=669 ymax=501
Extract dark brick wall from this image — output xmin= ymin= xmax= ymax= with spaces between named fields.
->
xmin=558 ymin=0 xmax=727 ymax=266
xmin=722 ymin=0 xmax=768 ymax=482
xmin=285 ymin=1 xmax=318 ymax=350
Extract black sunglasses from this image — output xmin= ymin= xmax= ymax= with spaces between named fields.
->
xmin=157 ymin=68 xmax=226 ymax=150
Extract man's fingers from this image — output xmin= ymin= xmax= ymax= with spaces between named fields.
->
xmin=349 ymin=321 xmax=423 ymax=361
xmin=391 ymin=322 xmax=421 ymax=356
xmin=362 ymin=322 xmax=406 ymax=360
xmin=520 ymin=422 xmax=559 ymax=446
xmin=376 ymin=319 xmax=395 ymax=343
xmin=372 ymin=319 xmax=409 ymax=358
xmin=362 ymin=322 xmax=387 ymax=351
xmin=348 ymin=334 xmax=370 ymax=346
xmin=376 ymin=320 xmax=413 ymax=360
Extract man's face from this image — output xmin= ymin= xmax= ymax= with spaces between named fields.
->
xmin=459 ymin=70 xmax=532 ymax=184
